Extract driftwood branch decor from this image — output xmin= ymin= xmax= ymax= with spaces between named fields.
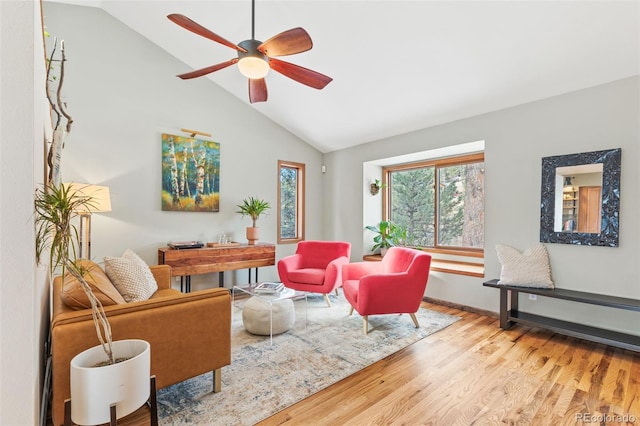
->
xmin=45 ymin=38 xmax=74 ymax=186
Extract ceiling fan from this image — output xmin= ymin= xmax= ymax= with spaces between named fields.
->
xmin=167 ymin=0 xmax=332 ymax=103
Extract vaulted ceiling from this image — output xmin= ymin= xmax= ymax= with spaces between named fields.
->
xmin=47 ymin=1 xmax=640 ymax=153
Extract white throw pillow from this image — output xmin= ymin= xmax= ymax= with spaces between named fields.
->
xmin=495 ymin=244 xmax=554 ymax=288
xmin=104 ymin=249 xmax=158 ymax=302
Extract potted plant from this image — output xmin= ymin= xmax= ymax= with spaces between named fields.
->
xmin=370 ymin=179 xmax=386 ymax=195
xmin=237 ymin=196 xmax=271 ymax=245
xmin=35 ymin=183 xmax=151 ymax=424
xmin=365 ymin=220 xmax=407 ymax=256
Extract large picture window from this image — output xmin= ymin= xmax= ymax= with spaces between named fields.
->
xmin=384 ymin=153 xmax=484 ymax=254
xmin=278 ymin=160 xmax=305 ymax=244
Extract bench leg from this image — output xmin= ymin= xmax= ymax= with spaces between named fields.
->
xmin=499 ymin=288 xmax=517 ymax=329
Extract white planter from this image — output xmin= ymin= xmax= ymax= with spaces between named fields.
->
xmin=70 ymin=339 xmax=150 ymax=425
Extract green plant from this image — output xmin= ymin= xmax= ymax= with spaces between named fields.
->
xmin=236 ymin=196 xmax=271 ymax=227
xmin=35 ymin=183 xmax=114 ymax=364
xmin=372 ymin=179 xmax=386 ymax=190
xmin=365 ymin=220 xmax=407 ymax=252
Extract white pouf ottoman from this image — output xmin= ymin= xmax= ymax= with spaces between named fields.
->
xmin=242 ymin=296 xmax=295 ymax=336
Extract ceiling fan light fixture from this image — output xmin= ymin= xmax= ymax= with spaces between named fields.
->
xmin=238 ymin=56 xmax=270 ymax=79
xmin=237 ymin=39 xmax=270 ymax=79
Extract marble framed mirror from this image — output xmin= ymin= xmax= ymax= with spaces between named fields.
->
xmin=540 ymin=148 xmax=621 ymax=247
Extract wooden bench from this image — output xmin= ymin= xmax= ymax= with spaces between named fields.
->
xmin=483 ymin=279 xmax=640 ymax=352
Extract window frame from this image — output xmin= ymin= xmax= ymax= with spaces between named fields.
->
xmin=382 ymin=152 xmax=485 ymax=257
xmin=277 ymin=160 xmax=306 ymax=244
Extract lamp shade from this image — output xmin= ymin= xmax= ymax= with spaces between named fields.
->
xmin=64 ymin=183 xmax=112 ymax=213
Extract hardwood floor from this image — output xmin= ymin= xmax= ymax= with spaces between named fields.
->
xmin=260 ymin=302 xmax=639 ymax=425
xmin=90 ymin=301 xmax=640 ymax=425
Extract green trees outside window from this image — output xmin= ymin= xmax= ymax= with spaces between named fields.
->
xmin=386 ymin=153 xmax=484 ymax=252
xmin=278 ymin=160 xmax=305 ymax=243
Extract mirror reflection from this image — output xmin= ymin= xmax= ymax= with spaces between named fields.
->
xmin=540 ymin=148 xmax=620 ymax=247
xmin=555 ymin=164 xmax=603 ymax=233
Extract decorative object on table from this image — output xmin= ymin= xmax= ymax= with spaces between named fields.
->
xmin=343 ymin=247 xmax=432 ymax=334
xmin=166 ymin=0 xmax=332 ymax=103
xmin=277 ymin=240 xmax=351 ymax=307
xmin=161 ymin=133 xmax=220 ymax=212
xmin=370 ymin=178 xmax=386 ymax=195
xmin=168 ymin=240 xmax=204 ymax=249
xmin=67 ymin=339 xmax=152 ymax=426
xmin=236 ymin=196 xmax=271 ymax=245
xmin=63 ymin=182 xmax=112 ymax=259
xmin=254 ymin=282 xmax=285 ymax=294
xmin=495 ymin=243 xmax=554 ymax=288
xmin=157 ymin=294 xmax=460 ymax=425
xmin=365 ymin=220 xmax=407 ymax=256
xmin=207 ymin=241 xmax=241 ymax=248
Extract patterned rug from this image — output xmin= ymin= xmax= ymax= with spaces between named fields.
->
xmin=157 ymin=293 xmax=460 ymax=425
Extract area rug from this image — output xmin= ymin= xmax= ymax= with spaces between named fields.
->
xmin=157 ymin=293 xmax=460 ymax=425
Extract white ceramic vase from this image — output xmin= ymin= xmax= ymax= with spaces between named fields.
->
xmin=70 ymin=339 xmax=150 ymax=425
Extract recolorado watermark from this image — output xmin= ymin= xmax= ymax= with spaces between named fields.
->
xmin=576 ymin=413 xmax=637 ymax=423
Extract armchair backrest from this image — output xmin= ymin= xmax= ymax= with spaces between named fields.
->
xmin=296 ymin=240 xmax=351 ymax=269
xmin=382 ymin=247 xmax=432 ymax=280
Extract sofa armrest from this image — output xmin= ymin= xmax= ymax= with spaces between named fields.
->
xmin=150 ymin=264 xmax=172 ymax=290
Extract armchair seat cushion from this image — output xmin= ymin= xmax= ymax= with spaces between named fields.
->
xmin=287 ymin=268 xmax=326 ymax=285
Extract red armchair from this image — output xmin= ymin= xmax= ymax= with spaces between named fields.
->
xmin=342 ymin=247 xmax=432 ymax=334
xmin=277 ymin=240 xmax=351 ymax=307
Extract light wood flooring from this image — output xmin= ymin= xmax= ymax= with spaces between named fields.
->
xmin=96 ymin=301 xmax=640 ymax=425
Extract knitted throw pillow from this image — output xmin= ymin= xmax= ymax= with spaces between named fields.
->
xmin=104 ymin=249 xmax=158 ymax=302
xmin=495 ymin=244 xmax=554 ymax=288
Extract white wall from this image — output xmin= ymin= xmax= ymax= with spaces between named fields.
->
xmin=324 ymin=76 xmax=640 ymax=335
xmin=0 ymin=1 xmax=48 ymax=424
xmin=43 ymin=3 xmax=325 ymax=290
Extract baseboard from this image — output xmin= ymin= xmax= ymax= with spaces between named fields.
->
xmin=423 ymin=296 xmax=498 ymax=319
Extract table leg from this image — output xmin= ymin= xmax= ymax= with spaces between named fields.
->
xmin=219 ymin=271 xmax=224 ymax=288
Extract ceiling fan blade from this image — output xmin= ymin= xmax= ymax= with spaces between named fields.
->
xmin=258 ymin=28 xmax=313 ymax=57
xmin=177 ymin=59 xmax=238 ymax=80
xmin=249 ymin=78 xmax=268 ymax=103
xmin=268 ymin=57 xmax=333 ymax=90
xmin=167 ymin=14 xmax=247 ymax=52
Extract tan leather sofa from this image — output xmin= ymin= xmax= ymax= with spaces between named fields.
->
xmin=50 ymin=264 xmax=231 ymax=426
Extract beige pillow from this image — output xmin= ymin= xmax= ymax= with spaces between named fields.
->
xmin=496 ymin=244 xmax=554 ymax=288
xmin=61 ymin=259 xmax=126 ymax=309
xmin=104 ymin=249 xmax=158 ymax=302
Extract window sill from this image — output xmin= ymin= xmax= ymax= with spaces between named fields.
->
xmin=362 ymin=254 xmax=484 ymax=278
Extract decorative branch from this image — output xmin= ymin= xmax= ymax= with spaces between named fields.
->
xmin=56 ymin=40 xmax=73 ymax=133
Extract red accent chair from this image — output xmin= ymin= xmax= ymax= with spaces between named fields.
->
xmin=277 ymin=240 xmax=351 ymax=307
xmin=342 ymin=247 xmax=432 ymax=334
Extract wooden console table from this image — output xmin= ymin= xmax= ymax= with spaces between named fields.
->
xmin=158 ymin=243 xmax=275 ymax=292
xmin=483 ymin=279 xmax=640 ymax=352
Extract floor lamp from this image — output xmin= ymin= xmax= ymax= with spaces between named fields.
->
xmin=66 ymin=183 xmax=112 ymax=259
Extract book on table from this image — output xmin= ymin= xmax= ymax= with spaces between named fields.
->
xmin=254 ymin=282 xmax=285 ymax=294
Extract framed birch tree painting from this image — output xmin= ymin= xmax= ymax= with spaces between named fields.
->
xmin=161 ymin=133 xmax=220 ymax=212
